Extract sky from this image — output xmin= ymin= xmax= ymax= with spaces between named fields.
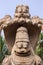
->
xmin=0 ymin=0 xmax=43 ymax=37
xmin=0 ymin=0 xmax=43 ymax=18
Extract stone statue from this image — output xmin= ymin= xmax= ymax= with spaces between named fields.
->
xmin=0 ymin=5 xmax=43 ymax=65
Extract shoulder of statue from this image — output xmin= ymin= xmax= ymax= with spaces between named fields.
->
xmin=34 ymin=55 xmax=42 ymax=65
xmin=2 ymin=55 xmax=11 ymax=65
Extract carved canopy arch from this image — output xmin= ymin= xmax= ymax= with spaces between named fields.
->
xmin=0 ymin=5 xmax=43 ymax=51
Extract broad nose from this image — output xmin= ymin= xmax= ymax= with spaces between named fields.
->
xmin=23 ymin=42 xmax=28 ymax=49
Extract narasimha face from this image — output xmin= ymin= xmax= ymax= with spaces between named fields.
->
xmin=12 ymin=27 xmax=31 ymax=56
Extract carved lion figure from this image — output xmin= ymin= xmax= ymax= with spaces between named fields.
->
xmin=0 ymin=5 xmax=43 ymax=65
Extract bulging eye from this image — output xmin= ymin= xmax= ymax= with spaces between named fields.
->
xmin=16 ymin=42 xmax=23 ymax=49
xmin=23 ymin=43 xmax=28 ymax=49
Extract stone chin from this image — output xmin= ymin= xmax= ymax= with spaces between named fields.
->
xmin=11 ymin=43 xmax=31 ymax=56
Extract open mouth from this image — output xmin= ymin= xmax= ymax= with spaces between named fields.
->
xmin=15 ymin=50 xmax=31 ymax=56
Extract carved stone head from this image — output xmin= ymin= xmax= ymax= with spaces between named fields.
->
xmin=11 ymin=27 xmax=32 ymax=56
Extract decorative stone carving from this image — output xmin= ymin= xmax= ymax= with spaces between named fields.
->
xmin=0 ymin=5 xmax=43 ymax=65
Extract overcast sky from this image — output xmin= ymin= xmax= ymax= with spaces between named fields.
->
xmin=0 ymin=0 xmax=43 ymax=38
